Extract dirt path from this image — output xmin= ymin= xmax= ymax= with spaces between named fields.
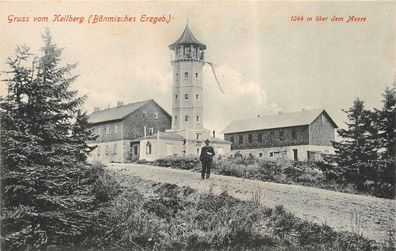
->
xmin=108 ymin=163 xmax=395 ymax=243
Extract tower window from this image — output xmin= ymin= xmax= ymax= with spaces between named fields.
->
xmin=176 ymin=72 xmax=178 ymax=78
xmin=196 ymin=94 xmax=199 ymax=100
xmin=196 ymin=115 xmax=200 ymax=122
xmin=184 ymin=72 xmax=188 ymax=79
xmin=185 ymin=94 xmax=189 ymax=100
xmin=195 ymin=73 xmax=199 ymax=79
xmin=185 ymin=115 xmax=189 ymax=122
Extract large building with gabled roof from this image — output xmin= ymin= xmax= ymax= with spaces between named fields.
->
xmin=223 ymin=109 xmax=338 ymax=161
xmin=88 ymin=99 xmax=172 ymax=163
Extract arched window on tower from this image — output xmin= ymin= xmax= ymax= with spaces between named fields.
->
xmin=185 ymin=115 xmax=189 ymax=123
xmin=184 ymin=72 xmax=188 ymax=80
xmin=196 ymin=115 xmax=200 ymax=123
xmin=196 ymin=94 xmax=199 ymax=101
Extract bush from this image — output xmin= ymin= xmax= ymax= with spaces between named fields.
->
xmin=154 ymin=156 xmax=201 ymax=170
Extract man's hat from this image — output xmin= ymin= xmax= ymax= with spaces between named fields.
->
xmin=205 ymin=139 xmax=210 ymax=143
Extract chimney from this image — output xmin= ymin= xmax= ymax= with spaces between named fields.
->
xmin=117 ymin=101 xmax=123 ymax=107
xmin=212 ymin=130 xmax=216 ymax=138
xmin=94 ymin=107 xmax=100 ymax=113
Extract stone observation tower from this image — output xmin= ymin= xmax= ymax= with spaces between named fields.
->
xmin=168 ymin=25 xmax=211 ymax=140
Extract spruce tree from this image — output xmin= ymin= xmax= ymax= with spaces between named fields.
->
xmin=332 ymin=98 xmax=378 ymax=189
xmin=1 ymin=30 xmax=98 ymax=249
xmin=372 ymin=86 xmax=396 ymax=196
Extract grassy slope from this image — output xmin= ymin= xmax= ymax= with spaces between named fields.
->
xmin=87 ymin=168 xmax=379 ymax=251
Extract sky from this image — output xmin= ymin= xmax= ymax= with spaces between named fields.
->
xmin=1 ymin=1 xmax=395 ymax=136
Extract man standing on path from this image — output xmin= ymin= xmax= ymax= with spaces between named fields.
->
xmin=200 ymin=139 xmax=215 ymax=179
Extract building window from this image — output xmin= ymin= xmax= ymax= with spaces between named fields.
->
xmin=269 ymin=152 xmax=273 ymax=157
xmin=195 ymin=73 xmax=199 ymax=79
xmin=105 ymin=127 xmax=110 ymax=135
xmin=143 ymin=111 xmax=146 ymax=118
xmin=185 ymin=94 xmax=189 ymax=100
xmin=154 ymin=112 xmax=158 ymax=119
xmin=279 ymin=131 xmax=285 ymax=141
xmin=259 ymin=152 xmax=263 ymax=157
xmin=113 ymin=144 xmax=117 ymax=155
xmin=239 ymin=135 xmax=243 ymax=144
xmin=133 ymin=145 xmax=138 ymax=155
xmin=175 ymin=94 xmax=178 ymax=100
xmin=96 ymin=146 xmax=101 ymax=156
xmin=292 ymin=129 xmax=297 ymax=140
xmin=174 ymin=116 xmax=178 ymax=125
xmin=270 ymin=131 xmax=275 ymax=141
xmin=146 ymin=142 xmax=152 ymax=154
xmin=196 ymin=94 xmax=199 ymax=100
xmin=230 ymin=136 xmax=234 ymax=143
xmin=105 ymin=145 xmax=110 ymax=156
xmin=258 ymin=133 xmax=263 ymax=142
xmin=114 ymin=125 xmax=118 ymax=134
xmin=185 ymin=115 xmax=189 ymax=122
xmin=196 ymin=115 xmax=200 ymax=123
xmin=97 ymin=128 xmax=102 ymax=137
xmin=248 ymin=134 xmax=253 ymax=143
xmin=196 ymin=133 xmax=201 ymax=140
xmin=149 ymin=127 xmax=154 ymax=135
xmin=175 ymin=72 xmax=178 ymax=79
xmin=184 ymin=72 xmax=188 ymax=79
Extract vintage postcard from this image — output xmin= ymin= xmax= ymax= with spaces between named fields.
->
xmin=1 ymin=1 xmax=395 ymax=250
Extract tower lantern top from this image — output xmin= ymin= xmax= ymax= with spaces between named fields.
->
xmin=169 ymin=25 xmax=206 ymax=51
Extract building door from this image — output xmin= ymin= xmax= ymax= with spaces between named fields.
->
xmin=293 ymin=149 xmax=298 ymax=161
xmin=166 ymin=144 xmax=173 ymax=156
xmin=133 ymin=145 xmax=138 ymax=155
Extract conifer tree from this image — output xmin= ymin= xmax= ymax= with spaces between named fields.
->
xmin=332 ymin=98 xmax=378 ymax=188
xmin=1 ymin=30 xmax=98 ymax=249
xmin=372 ymin=85 xmax=396 ymax=194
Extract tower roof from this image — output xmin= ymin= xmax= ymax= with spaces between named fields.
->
xmin=169 ymin=25 xmax=206 ymax=50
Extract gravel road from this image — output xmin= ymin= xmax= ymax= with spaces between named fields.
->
xmin=108 ymin=163 xmax=395 ymax=243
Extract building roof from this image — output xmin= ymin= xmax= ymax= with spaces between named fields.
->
xmin=169 ymin=25 xmax=206 ymax=50
xmin=133 ymin=132 xmax=185 ymax=142
xmin=88 ymin=99 xmax=153 ymax=124
xmin=223 ymin=109 xmax=338 ymax=134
